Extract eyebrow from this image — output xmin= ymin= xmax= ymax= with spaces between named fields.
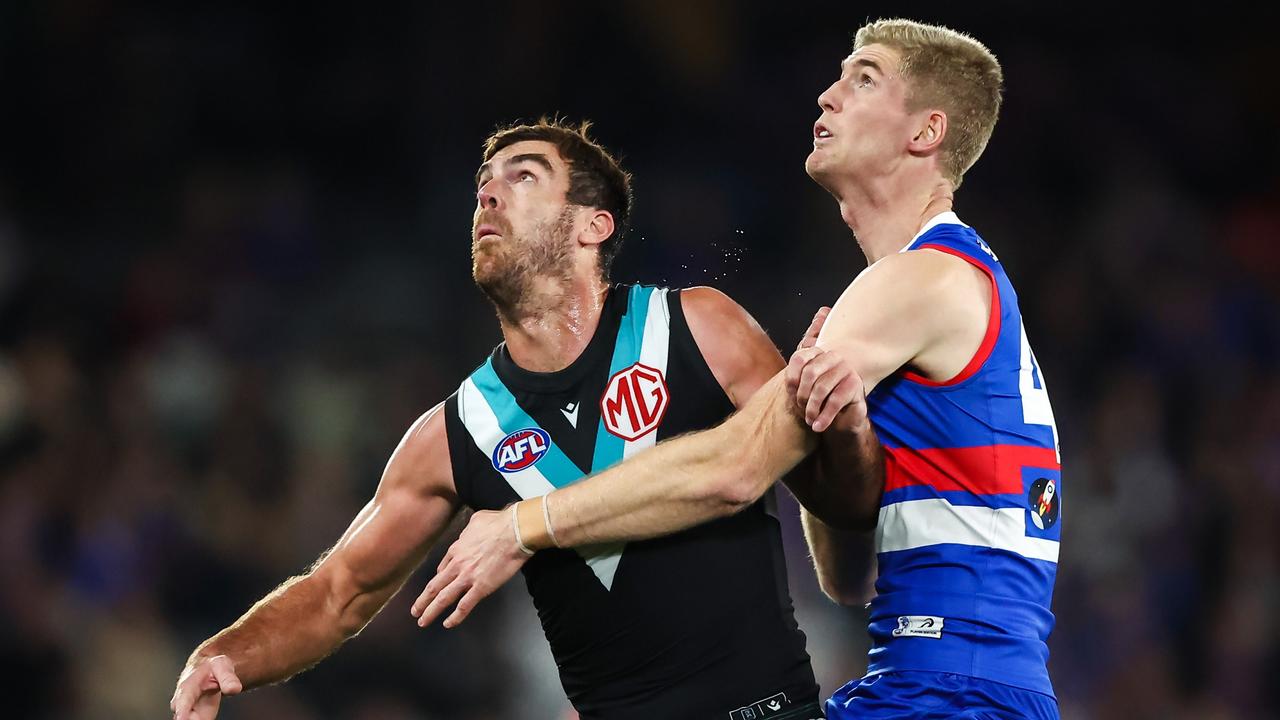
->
xmin=475 ymin=153 xmax=556 ymax=185
xmin=842 ymin=57 xmax=884 ymax=75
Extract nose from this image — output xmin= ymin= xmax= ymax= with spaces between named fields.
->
xmin=476 ymin=178 xmax=502 ymax=210
xmin=818 ymin=81 xmax=840 ymax=113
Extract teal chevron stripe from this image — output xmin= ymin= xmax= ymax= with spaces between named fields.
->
xmin=591 ymin=285 xmax=653 ymax=471
xmin=470 ymin=359 xmax=587 ymax=485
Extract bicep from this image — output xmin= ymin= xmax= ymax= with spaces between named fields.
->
xmin=316 ymin=404 xmax=461 ymax=599
xmin=816 ymin=253 xmax=961 ymax=392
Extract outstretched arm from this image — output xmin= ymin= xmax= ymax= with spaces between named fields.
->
xmin=534 ymin=371 xmax=814 ymax=546
xmin=171 ymin=404 xmax=461 ymax=720
xmin=416 ymin=249 xmax=992 ymax=626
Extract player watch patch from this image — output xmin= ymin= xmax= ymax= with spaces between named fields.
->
xmin=600 ymin=362 xmax=670 ymax=441
xmin=892 ymin=615 xmax=944 ymax=639
xmin=1027 ymin=477 xmax=1059 ymax=530
xmin=492 ymin=428 xmax=550 ymax=473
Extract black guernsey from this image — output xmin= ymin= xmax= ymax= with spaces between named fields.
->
xmin=443 ymin=284 xmax=817 ymax=720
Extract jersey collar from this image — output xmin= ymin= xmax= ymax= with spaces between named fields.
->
xmin=903 ymin=211 xmax=969 ymax=251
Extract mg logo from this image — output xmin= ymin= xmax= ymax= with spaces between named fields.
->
xmin=600 ymin=363 xmax=669 ymax=441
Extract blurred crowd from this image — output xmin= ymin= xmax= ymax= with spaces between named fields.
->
xmin=2 ymin=3 xmax=1277 ymax=719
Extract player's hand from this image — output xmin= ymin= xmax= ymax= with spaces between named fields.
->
xmin=786 ymin=328 xmax=869 ymax=434
xmin=411 ymin=508 xmax=531 ymax=629
xmin=170 ymin=654 xmax=242 ymax=720
xmin=796 ymin=306 xmax=831 ymax=352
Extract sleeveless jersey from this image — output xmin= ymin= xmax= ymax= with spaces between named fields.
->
xmin=444 ymin=284 xmax=817 ymax=720
xmin=864 ymin=213 xmax=1063 ymax=697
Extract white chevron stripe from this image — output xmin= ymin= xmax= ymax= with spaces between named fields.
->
xmin=458 ymin=378 xmax=554 ymax=499
xmin=876 ymin=498 xmax=1059 ymax=563
xmin=623 ymin=287 xmax=671 ymax=461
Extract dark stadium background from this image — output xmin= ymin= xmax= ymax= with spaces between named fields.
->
xmin=2 ymin=2 xmax=1276 ymax=718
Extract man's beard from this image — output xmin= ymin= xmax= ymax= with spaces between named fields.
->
xmin=472 ymin=207 xmax=576 ymax=322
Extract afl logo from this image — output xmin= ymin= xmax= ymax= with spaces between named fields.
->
xmin=1027 ymin=477 xmax=1059 ymax=530
xmin=600 ymin=363 xmax=670 ymax=441
xmin=492 ymin=428 xmax=550 ymax=474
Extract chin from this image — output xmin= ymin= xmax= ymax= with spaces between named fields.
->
xmin=473 ymin=261 xmax=503 ymax=286
xmin=805 ymin=152 xmax=833 ymax=184
xmin=471 ymin=251 xmax=506 ymax=285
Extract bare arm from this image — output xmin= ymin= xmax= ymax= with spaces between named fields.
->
xmin=684 ymin=288 xmax=868 ymax=527
xmin=801 ymin=509 xmax=878 ymax=605
xmin=519 ymin=287 xmax=818 ymax=547
xmin=681 ymin=285 xmax=784 ymax=408
xmin=522 ymin=373 xmax=812 ymax=546
xmin=791 ymin=248 xmax=992 ymax=601
xmin=526 ymin=250 xmax=987 ymax=548
xmin=172 ymin=403 xmax=460 ymax=719
xmin=779 ymin=307 xmax=882 ymax=531
xmin=783 ymin=306 xmax=883 ymax=601
xmin=797 ymin=418 xmax=882 ymax=601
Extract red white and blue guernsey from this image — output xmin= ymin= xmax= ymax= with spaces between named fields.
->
xmin=856 ymin=213 xmax=1063 ymax=705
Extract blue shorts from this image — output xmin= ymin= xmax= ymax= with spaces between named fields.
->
xmin=825 ymin=671 xmax=1059 ymax=719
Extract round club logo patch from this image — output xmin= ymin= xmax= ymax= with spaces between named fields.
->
xmin=492 ymin=428 xmax=550 ymax=474
xmin=1027 ymin=477 xmax=1059 ymax=530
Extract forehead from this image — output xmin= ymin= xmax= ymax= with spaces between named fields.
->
xmin=842 ymin=43 xmax=902 ymax=75
xmin=486 ymin=139 xmax=566 ymax=168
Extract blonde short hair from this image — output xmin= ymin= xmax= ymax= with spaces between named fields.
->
xmin=855 ymin=19 xmax=1004 ymax=189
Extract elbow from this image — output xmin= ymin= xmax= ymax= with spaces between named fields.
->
xmin=335 ymin=598 xmax=374 ymax=639
xmin=817 ymin=577 xmax=873 ymax=607
xmin=714 ymin=480 xmax=757 ymax=516
xmin=704 ymin=458 xmax=770 ymax=516
xmin=313 ymin=567 xmax=376 ymax=639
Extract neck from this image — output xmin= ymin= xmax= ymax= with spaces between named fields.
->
xmin=497 ymin=274 xmax=611 ymax=373
xmin=831 ymin=171 xmax=955 ymax=264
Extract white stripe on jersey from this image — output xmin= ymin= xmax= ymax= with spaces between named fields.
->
xmin=623 ymin=287 xmax=671 ymax=461
xmin=458 ymin=377 xmax=557 ymax=499
xmin=876 ymin=498 xmax=1060 ymax=563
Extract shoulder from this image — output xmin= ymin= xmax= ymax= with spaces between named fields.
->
xmin=863 ymin=247 xmax=975 ymax=290
xmin=678 ymin=285 xmax=770 ymax=347
xmin=846 ymin=248 xmax=985 ymax=319
xmin=677 ymin=286 xmax=783 ymax=407
xmin=679 ymin=285 xmax=758 ymax=324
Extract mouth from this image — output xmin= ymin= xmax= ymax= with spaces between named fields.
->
xmin=813 ymin=121 xmax=833 ymax=141
xmin=474 ymin=224 xmax=503 ymax=242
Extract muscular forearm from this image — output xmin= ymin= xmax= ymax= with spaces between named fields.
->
xmin=187 ymin=569 xmax=393 ymax=689
xmin=807 ymin=420 xmax=885 ymax=530
xmin=795 ymin=422 xmax=882 ymax=603
xmin=520 ymin=375 xmax=817 ymax=548
xmin=801 ymin=507 xmax=877 ymax=605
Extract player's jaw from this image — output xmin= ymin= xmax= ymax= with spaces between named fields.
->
xmin=471 ymin=207 xmax=577 ymax=318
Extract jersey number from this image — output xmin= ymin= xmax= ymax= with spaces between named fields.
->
xmin=1019 ymin=322 xmax=1060 ymax=460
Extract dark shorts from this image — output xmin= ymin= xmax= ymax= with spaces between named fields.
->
xmin=825 ymin=671 xmax=1059 ymax=719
